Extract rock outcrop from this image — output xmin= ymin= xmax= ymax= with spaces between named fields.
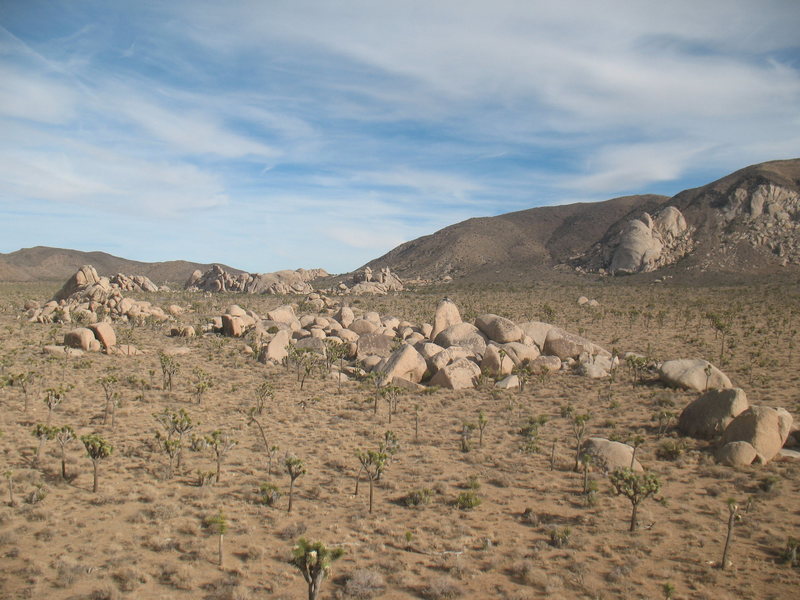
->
xmin=186 ymin=264 xmax=328 ymax=295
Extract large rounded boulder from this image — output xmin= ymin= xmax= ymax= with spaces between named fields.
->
xmin=434 ymin=323 xmax=488 ymax=358
xmin=475 ymin=314 xmax=523 ymax=344
xmin=659 ymin=359 xmax=731 ymax=392
xmin=719 ymin=406 xmax=793 ymax=464
xmin=678 ymin=388 xmax=748 ymax=439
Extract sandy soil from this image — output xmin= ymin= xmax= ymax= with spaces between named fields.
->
xmin=0 ymin=281 xmax=798 ymax=600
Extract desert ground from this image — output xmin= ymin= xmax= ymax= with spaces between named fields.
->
xmin=0 ymin=279 xmax=798 ymax=600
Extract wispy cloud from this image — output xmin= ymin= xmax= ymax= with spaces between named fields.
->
xmin=0 ymin=1 xmax=798 ymax=272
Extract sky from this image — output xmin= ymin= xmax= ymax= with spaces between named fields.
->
xmin=1 ymin=0 xmax=799 ymax=274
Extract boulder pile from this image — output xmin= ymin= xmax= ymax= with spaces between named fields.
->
xmin=208 ymin=296 xmax=617 ymax=391
xmin=185 ymin=265 xmax=328 ymax=295
xmin=27 ymin=265 xmax=172 ymax=324
xmin=335 ymin=266 xmax=404 ymax=295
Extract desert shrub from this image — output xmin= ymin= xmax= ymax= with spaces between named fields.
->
xmin=656 ymin=438 xmax=687 ymax=461
xmin=404 ymin=487 xmax=433 ymax=507
xmin=422 ymin=576 xmax=463 ymax=599
xmin=454 ymin=491 xmax=481 ymax=510
xmin=605 ymin=563 xmax=633 ymax=583
xmin=549 ymin=526 xmax=571 ymax=548
xmin=257 ymin=482 xmax=281 ymax=507
xmin=758 ymin=475 xmax=781 ymax=493
xmin=344 ymin=568 xmax=386 ymax=599
xmin=279 ymin=521 xmax=307 ymax=540
xmin=111 ymin=567 xmax=147 ymax=591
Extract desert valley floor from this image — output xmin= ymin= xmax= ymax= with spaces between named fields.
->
xmin=0 ymin=279 xmax=798 ymax=600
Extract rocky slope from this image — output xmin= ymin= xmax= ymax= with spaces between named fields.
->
xmin=0 ymin=246 xmax=243 ymax=283
xmin=363 ymin=158 xmax=800 ymax=281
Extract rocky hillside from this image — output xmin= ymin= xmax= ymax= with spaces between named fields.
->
xmin=0 ymin=246 xmax=243 ymax=284
xmin=364 ymin=158 xmax=800 ymax=282
xmin=364 ymin=194 xmax=667 ymax=281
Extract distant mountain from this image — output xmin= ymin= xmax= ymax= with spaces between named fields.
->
xmin=363 ymin=158 xmax=800 ymax=282
xmin=0 ymin=246 xmax=244 ymax=283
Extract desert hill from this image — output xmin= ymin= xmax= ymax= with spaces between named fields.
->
xmin=364 ymin=194 xmax=668 ymax=282
xmin=0 ymin=246 xmax=243 ymax=284
xmin=363 ymin=158 xmax=800 ymax=283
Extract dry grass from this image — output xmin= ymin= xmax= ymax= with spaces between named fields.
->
xmin=0 ymin=281 xmax=798 ymax=599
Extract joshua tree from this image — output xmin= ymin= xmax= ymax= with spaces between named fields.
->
xmin=98 ymin=374 xmax=119 ymax=426
xmin=289 ymin=538 xmax=344 ymax=600
xmin=206 ymin=510 xmax=228 ymax=567
xmin=158 ymin=352 xmax=179 ymax=392
xmin=154 ymin=432 xmax=181 ymax=479
xmin=477 ymin=410 xmax=488 ymax=447
xmin=254 ymin=378 xmax=275 ymax=415
xmin=43 ymin=385 xmax=70 ymax=425
xmin=32 ymin=423 xmax=57 ymax=467
xmin=356 ymin=448 xmax=388 ymax=513
xmin=153 ymin=408 xmax=195 ymax=470
xmin=323 ymin=339 xmax=348 ymax=392
xmin=4 ymin=470 xmax=14 ymax=506
xmin=285 ymin=455 xmax=306 ymax=513
xmin=55 ymin=425 xmax=76 ymax=479
xmin=205 ymin=430 xmax=237 ymax=484
xmin=628 ymin=433 xmax=645 ymax=468
xmin=9 ymin=371 xmax=34 ymax=411
xmin=512 ymin=360 xmax=533 ymax=392
xmin=380 ymin=385 xmax=402 ymax=423
xmin=609 ymin=468 xmax=662 ymax=532
xmin=520 ymin=415 xmax=548 ymax=454
xmin=193 ymin=368 xmax=213 ymax=405
xmin=561 ymin=406 xmax=590 ymax=472
xmin=460 ymin=422 xmax=475 ymax=453
xmin=720 ymin=498 xmax=739 ymax=569
xmin=81 ymin=433 xmax=113 ymax=493
xmin=651 ymin=410 xmax=675 ymax=438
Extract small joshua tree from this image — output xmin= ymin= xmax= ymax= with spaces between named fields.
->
xmin=512 ymin=360 xmax=533 ymax=392
xmin=43 ymin=385 xmax=70 ymax=425
xmin=153 ymin=408 xmax=195 ymax=470
xmin=460 ymin=422 xmax=475 ymax=453
xmin=205 ymin=509 xmax=228 ymax=567
xmin=720 ymin=498 xmax=739 ymax=569
xmin=290 ymin=538 xmax=344 ymax=600
xmin=81 ymin=433 xmax=113 ymax=493
xmin=651 ymin=410 xmax=676 ymax=438
xmin=159 ymin=352 xmax=179 ymax=392
xmin=205 ymin=430 xmax=237 ymax=484
xmin=477 ymin=410 xmax=488 ymax=447
xmin=356 ymin=448 xmax=388 ymax=513
xmin=380 ymin=385 xmax=402 ymax=423
xmin=324 ymin=339 xmax=348 ymax=392
xmin=609 ymin=468 xmax=662 ymax=532
xmin=55 ymin=425 xmax=76 ymax=479
xmin=285 ymin=455 xmax=306 ymax=513
xmin=4 ymin=470 xmax=14 ymax=506
xmin=9 ymin=371 xmax=35 ymax=411
xmin=98 ymin=374 xmax=119 ymax=426
xmin=193 ymin=368 xmax=213 ymax=405
xmin=32 ymin=423 xmax=57 ymax=467
xmin=520 ymin=415 xmax=548 ymax=454
xmin=628 ymin=433 xmax=645 ymax=468
xmin=254 ymin=378 xmax=275 ymax=415
xmin=561 ymin=405 xmax=590 ymax=472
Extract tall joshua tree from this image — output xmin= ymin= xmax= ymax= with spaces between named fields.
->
xmin=81 ymin=433 xmax=113 ymax=493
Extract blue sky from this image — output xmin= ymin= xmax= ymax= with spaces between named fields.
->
xmin=1 ymin=0 xmax=799 ymax=273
